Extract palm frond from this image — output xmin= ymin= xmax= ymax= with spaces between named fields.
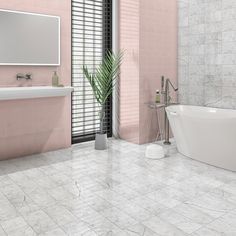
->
xmin=83 ymin=51 xmax=123 ymax=105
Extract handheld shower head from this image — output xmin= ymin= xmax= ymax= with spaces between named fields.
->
xmin=161 ymin=76 xmax=165 ymax=91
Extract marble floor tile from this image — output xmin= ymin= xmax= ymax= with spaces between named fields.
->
xmin=61 ymin=221 xmax=96 ymax=236
xmin=216 ymin=210 xmax=236 ymax=229
xmin=23 ymin=210 xmax=57 ymax=234
xmin=185 ymin=193 xmax=236 ymax=218
xmin=26 ymin=188 xmax=56 ymax=208
xmin=145 ymin=186 xmax=189 ymax=208
xmin=0 ymin=139 xmax=235 ymax=235
xmin=124 ymin=224 xmax=158 ymax=236
xmin=12 ymin=195 xmax=40 ymax=216
xmin=0 ymin=199 xmax=19 ymax=222
xmin=207 ymin=187 xmax=236 ymax=206
xmin=47 ymin=186 xmax=75 ymax=202
xmin=81 ymin=213 xmax=122 ymax=235
xmin=158 ymin=209 xmax=202 ymax=234
xmin=171 ymin=203 xmax=215 ymax=225
xmin=111 ymin=184 xmax=141 ymax=200
xmin=0 ymin=227 xmax=6 ymax=236
xmin=100 ymin=207 xmax=138 ymax=230
xmin=38 ymin=228 xmax=67 ymax=236
xmin=44 ymin=205 xmax=77 ymax=226
xmin=96 ymin=189 xmax=130 ymax=207
xmin=116 ymin=201 xmax=151 ymax=222
xmin=0 ymin=183 xmax=26 ymax=204
xmin=82 ymin=195 xmax=113 ymax=212
xmin=192 ymin=219 xmax=236 ymax=236
xmin=131 ymin=196 xmax=168 ymax=216
xmin=0 ymin=176 xmax=15 ymax=188
xmin=0 ymin=216 xmax=36 ymax=236
xmin=143 ymin=216 xmax=188 ymax=236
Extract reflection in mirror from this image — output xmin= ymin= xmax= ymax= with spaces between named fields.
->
xmin=0 ymin=9 xmax=60 ymax=66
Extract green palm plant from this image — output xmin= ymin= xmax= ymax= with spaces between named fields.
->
xmin=83 ymin=51 xmax=123 ymax=134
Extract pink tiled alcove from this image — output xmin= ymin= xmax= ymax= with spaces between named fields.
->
xmin=0 ymin=0 xmax=71 ymax=160
xmin=119 ymin=0 xmax=177 ymax=144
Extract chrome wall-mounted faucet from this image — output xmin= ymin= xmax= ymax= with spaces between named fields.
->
xmin=161 ymin=76 xmax=178 ymax=145
xmin=16 ymin=73 xmax=32 ymax=81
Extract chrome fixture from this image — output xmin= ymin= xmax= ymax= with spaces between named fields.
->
xmin=161 ymin=76 xmax=178 ymax=145
xmin=16 ymin=73 xmax=32 ymax=81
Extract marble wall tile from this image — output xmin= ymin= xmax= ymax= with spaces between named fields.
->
xmin=222 ymin=0 xmax=236 ymax=9
xmin=189 ymin=45 xmax=205 ymax=55
xmin=179 ymin=46 xmax=188 ymax=56
xmin=178 ymin=66 xmax=189 ymax=85
xmin=222 ymin=31 xmax=236 ymax=42
xmin=178 ymin=8 xmax=189 ymax=27
xmin=188 ymin=35 xmax=205 ymax=45
xmin=205 ymin=32 xmax=222 ymax=44
xmin=222 ymin=65 xmax=236 ymax=86
xmin=189 ymin=14 xmax=205 ymax=26
xmin=221 ymin=53 xmax=236 ymax=64
xmin=206 ymin=0 xmax=222 ymax=11
xmin=205 ymin=54 xmax=222 ymax=65
xmin=188 ymin=95 xmax=205 ymax=106
xmin=206 ymin=11 xmax=222 ymax=23
xmin=205 ymin=43 xmax=222 ymax=54
xmin=178 ymin=0 xmax=188 ymax=9
xmin=178 ymin=0 xmax=236 ymax=108
xmin=222 ymin=41 xmax=236 ymax=53
xmin=222 ymin=19 xmax=236 ymax=31
xmin=189 ymin=55 xmax=205 ymax=65
xmin=222 ymin=8 xmax=236 ymax=20
xmin=189 ymin=24 xmax=205 ymax=34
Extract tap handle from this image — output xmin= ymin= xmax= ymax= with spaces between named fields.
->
xmin=161 ymin=76 xmax=165 ymax=91
xmin=25 ymin=73 xmax=32 ymax=80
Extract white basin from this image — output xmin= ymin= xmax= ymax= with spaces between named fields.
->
xmin=0 ymin=86 xmax=74 ymax=100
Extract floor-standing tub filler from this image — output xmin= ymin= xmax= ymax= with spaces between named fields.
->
xmin=166 ymin=105 xmax=236 ymax=171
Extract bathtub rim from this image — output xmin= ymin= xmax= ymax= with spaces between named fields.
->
xmin=166 ymin=104 xmax=236 ymax=119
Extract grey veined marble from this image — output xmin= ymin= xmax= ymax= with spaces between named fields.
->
xmin=0 ymin=138 xmax=236 ymax=235
xmin=178 ymin=0 xmax=236 ymax=109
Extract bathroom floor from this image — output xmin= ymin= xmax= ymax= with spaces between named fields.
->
xmin=0 ymin=139 xmax=236 ymax=236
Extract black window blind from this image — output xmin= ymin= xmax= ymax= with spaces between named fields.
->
xmin=72 ymin=0 xmax=112 ymax=143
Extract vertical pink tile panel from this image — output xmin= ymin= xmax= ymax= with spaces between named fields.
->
xmin=119 ymin=0 xmax=177 ymax=144
xmin=139 ymin=0 xmax=178 ymax=144
xmin=119 ymin=0 xmax=141 ymax=144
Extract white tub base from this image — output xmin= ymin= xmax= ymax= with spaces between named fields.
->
xmin=166 ymin=105 xmax=236 ymax=172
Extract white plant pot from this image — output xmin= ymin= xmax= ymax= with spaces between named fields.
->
xmin=95 ymin=133 xmax=107 ymax=150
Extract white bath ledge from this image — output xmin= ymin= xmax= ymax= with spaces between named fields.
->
xmin=0 ymin=86 xmax=74 ymax=101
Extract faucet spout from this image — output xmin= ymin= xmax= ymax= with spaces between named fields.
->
xmin=166 ymin=78 xmax=178 ymax=92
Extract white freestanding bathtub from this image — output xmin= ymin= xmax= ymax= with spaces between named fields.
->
xmin=166 ymin=105 xmax=236 ymax=171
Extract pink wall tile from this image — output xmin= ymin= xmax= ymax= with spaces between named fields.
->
xmin=0 ymin=1 xmax=71 ymax=160
xmin=119 ymin=0 xmax=140 ymax=144
xmin=139 ymin=0 xmax=178 ymax=144
xmin=119 ymin=0 xmax=177 ymax=144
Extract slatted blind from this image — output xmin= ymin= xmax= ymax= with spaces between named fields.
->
xmin=72 ymin=0 xmax=112 ymax=143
